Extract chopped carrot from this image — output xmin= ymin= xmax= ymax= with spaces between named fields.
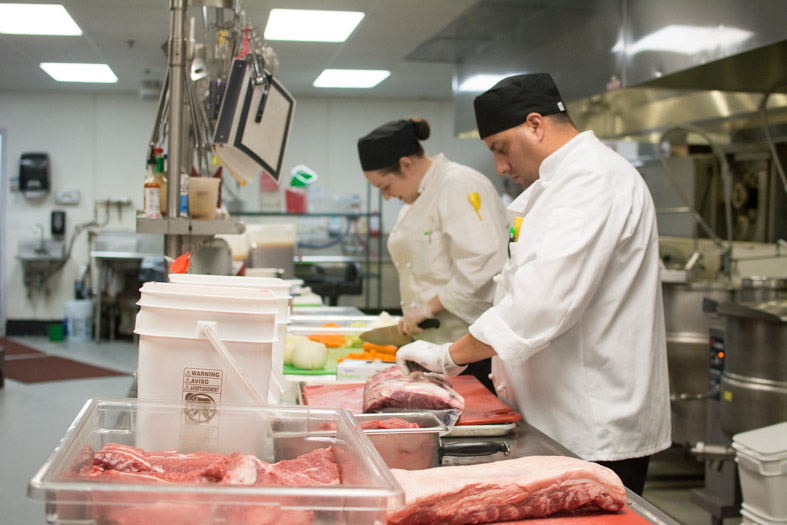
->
xmin=307 ymin=322 xmax=348 ymax=348
xmin=337 ymin=350 xmax=397 ymax=363
xmin=361 ymin=342 xmax=399 ymax=355
xmin=307 ymin=333 xmax=347 ymax=347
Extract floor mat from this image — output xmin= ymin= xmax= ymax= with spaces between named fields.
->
xmin=0 ymin=337 xmax=45 ymax=357
xmin=1 ymin=338 xmax=129 ymax=383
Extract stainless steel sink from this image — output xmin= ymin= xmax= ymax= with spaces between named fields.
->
xmin=17 ymin=238 xmax=65 ymax=262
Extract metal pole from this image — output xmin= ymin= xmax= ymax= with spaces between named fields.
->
xmin=166 ymin=0 xmax=187 ymax=258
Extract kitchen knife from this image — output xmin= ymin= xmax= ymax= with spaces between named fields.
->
xmin=359 ymin=318 xmax=440 ymax=347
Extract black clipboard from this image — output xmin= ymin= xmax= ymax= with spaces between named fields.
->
xmin=213 ymin=58 xmax=295 ymax=184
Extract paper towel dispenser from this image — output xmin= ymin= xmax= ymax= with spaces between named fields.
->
xmin=20 ymin=152 xmax=51 ymax=195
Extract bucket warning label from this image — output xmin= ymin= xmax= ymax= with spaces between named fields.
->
xmin=182 ymin=367 xmax=223 ymax=403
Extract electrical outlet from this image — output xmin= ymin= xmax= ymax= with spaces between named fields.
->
xmin=55 ymin=189 xmax=81 ymax=205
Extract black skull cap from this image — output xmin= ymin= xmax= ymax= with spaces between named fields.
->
xmin=357 ymin=119 xmax=421 ymax=171
xmin=473 ymin=73 xmax=566 ymax=139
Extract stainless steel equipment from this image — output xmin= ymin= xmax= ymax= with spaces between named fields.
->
xmin=692 ymin=278 xmax=786 ymax=523
xmin=661 ymin=277 xmax=733 ymax=445
xmin=717 ymin=297 xmax=787 ymax=438
xmin=353 ymin=413 xmax=510 ymax=470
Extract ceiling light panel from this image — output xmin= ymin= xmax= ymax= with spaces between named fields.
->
xmin=313 ymin=69 xmax=390 ymax=89
xmin=40 ymin=63 xmax=118 ymax=83
xmin=264 ymin=9 xmax=364 ymax=42
xmin=0 ymin=4 xmax=82 ymax=36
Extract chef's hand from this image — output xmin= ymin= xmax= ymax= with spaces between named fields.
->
xmin=399 ymin=303 xmax=431 ymax=337
xmin=396 ymin=340 xmax=468 ymax=377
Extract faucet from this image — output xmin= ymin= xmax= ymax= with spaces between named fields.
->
xmin=34 ymin=223 xmax=46 ymax=254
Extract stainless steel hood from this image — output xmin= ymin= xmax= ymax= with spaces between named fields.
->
xmin=408 ymin=0 xmax=787 ymax=139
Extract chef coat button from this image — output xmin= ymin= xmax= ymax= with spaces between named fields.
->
xmin=493 ymin=274 xmax=502 ymax=283
xmin=405 ymin=262 xmax=412 ymax=268
xmin=394 ymin=261 xmax=399 ymax=267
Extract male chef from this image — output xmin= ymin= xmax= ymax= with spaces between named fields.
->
xmin=397 ymin=73 xmax=671 ymax=495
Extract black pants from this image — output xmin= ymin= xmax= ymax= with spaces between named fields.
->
xmin=595 ymin=455 xmax=651 ymax=496
xmin=460 ymin=358 xmax=495 ymax=394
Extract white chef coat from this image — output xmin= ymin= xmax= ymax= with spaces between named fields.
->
xmin=469 ymin=131 xmax=671 ymax=461
xmin=388 ymin=154 xmax=508 ymax=343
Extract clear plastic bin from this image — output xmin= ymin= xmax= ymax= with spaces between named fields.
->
xmin=28 ymin=398 xmax=404 ymax=524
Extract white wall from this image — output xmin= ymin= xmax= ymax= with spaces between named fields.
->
xmin=1 ymin=92 xmax=157 ymax=322
xmin=1 ymin=91 xmax=501 ymax=322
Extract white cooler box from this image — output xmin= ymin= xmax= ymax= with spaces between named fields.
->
xmin=733 ymin=421 xmax=787 ymax=522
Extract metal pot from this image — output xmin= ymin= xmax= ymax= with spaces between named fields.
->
xmin=717 ymin=300 xmax=787 ymax=437
xmin=354 ymin=413 xmax=510 ymax=470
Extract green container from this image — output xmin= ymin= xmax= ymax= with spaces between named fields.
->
xmin=48 ymin=324 xmax=65 ymax=342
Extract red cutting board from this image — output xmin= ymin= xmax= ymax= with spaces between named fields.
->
xmin=301 ymin=375 xmax=521 ymax=426
xmin=493 ymin=505 xmax=651 ymax=524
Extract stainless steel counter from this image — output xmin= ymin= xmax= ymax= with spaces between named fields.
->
xmin=441 ymin=420 xmax=681 ymax=524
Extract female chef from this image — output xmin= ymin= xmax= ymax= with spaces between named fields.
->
xmin=357 ymin=117 xmax=508 ymax=391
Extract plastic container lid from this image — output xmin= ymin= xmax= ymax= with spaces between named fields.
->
xmin=168 ymin=273 xmax=290 ymax=297
xmin=733 ymin=422 xmax=787 ymax=459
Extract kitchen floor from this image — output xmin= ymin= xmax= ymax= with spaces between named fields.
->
xmin=0 ymin=335 xmax=742 ymax=525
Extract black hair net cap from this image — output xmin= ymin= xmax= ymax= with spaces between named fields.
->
xmin=473 ymin=73 xmax=566 ymax=139
xmin=357 ymin=119 xmax=420 ymax=171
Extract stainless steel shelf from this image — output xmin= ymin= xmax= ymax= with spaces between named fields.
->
xmin=136 ymin=217 xmax=246 ymax=236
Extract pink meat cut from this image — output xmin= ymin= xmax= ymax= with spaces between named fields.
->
xmin=386 ymin=455 xmax=627 ymax=525
xmin=83 ymin=443 xmax=339 ymax=487
xmin=72 ymin=443 xmax=341 ymax=525
xmin=363 ymin=366 xmax=465 ymax=412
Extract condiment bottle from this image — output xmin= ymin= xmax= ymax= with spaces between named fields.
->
xmin=143 ymin=158 xmax=161 ymax=218
xmin=153 ymin=148 xmax=167 ymax=214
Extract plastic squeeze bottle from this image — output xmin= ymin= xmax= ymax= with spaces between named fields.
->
xmin=143 ymin=159 xmax=161 ymax=218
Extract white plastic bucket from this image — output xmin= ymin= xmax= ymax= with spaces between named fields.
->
xmin=742 ymin=504 xmax=787 ymax=525
xmin=135 ymin=282 xmax=277 ymax=406
xmin=167 ymin=274 xmax=290 ymax=322
xmin=134 ymin=304 xmax=278 ymax=342
xmin=136 ymin=332 xmax=272 ymax=405
xmin=733 ymin=421 xmax=787 ymax=521
xmin=65 ymin=300 xmax=93 ymax=342
xmin=163 ymin=274 xmax=291 ymax=403
xmin=138 ymin=282 xmax=278 ymax=313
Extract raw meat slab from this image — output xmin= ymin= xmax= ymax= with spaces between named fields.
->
xmin=302 ymin=375 xmax=521 ymax=426
xmin=490 ymin=505 xmax=651 ymax=524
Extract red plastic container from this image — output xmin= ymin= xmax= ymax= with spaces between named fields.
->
xmin=285 ymin=187 xmax=307 ymax=213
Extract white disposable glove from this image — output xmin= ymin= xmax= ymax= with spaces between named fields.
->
xmin=399 ymin=303 xmax=431 ymax=336
xmin=396 ymin=340 xmax=468 ymax=377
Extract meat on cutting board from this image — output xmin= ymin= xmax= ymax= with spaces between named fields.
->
xmin=363 ymin=366 xmax=465 ymax=412
xmin=386 ymin=455 xmax=626 ymax=525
